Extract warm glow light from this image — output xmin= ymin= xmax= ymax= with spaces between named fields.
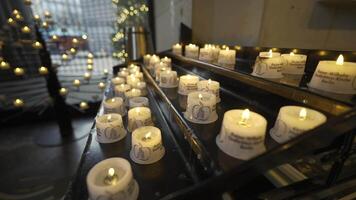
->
xmin=14 ymin=98 xmax=24 ymax=107
xmin=82 ymin=34 xmax=88 ymax=40
xmin=111 ymin=98 xmax=116 ymax=103
xmin=73 ymin=79 xmax=81 ymax=87
xmin=80 ymin=102 xmax=89 ymax=110
xmin=268 ymin=49 xmax=273 ymax=58
xmin=103 ymin=69 xmax=109 ymax=75
xmin=299 ymin=108 xmax=307 ymax=120
xmin=239 ymin=109 xmax=250 ymax=125
xmin=108 ymin=168 xmax=115 ymax=177
xmin=59 ymin=88 xmax=68 ymax=96
xmin=52 ymin=35 xmax=58 ymax=41
xmin=290 ymin=52 xmax=295 ymax=56
xmin=14 ymin=67 xmax=24 ymax=76
xmin=38 ymin=66 xmax=48 ymax=75
xmin=208 ymin=79 xmax=212 ymax=84
xmin=98 ymin=82 xmax=105 ymax=90
xmin=336 ymin=54 xmax=344 ymax=65
xmin=135 ymin=108 xmax=140 ymax=114
xmin=143 ymin=131 xmax=152 ymax=140
xmin=87 ymin=53 xmax=94 ymax=59
xmin=198 ymin=93 xmax=203 ymax=100
xmin=72 ymin=38 xmax=78 ymax=44
xmin=21 ymin=26 xmax=31 ymax=33
xmin=107 ymin=114 xmax=112 ymax=121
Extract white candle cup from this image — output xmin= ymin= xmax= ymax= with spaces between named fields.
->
xmin=125 ymin=89 xmax=142 ymax=106
xmin=143 ymin=54 xmax=151 ymax=66
xmin=217 ymin=48 xmax=236 ymax=69
xmin=132 ymin=72 xmax=143 ymax=81
xmin=155 ymin=66 xmax=171 ymax=82
xmin=199 ymin=47 xmax=214 ymax=63
xmin=103 ymin=97 xmax=126 ymax=116
xmin=185 ymin=44 xmax=199 ymax=59
xmin=184 ymin=91 xmax=218 ymax=124
xmin=129 ymin=97 xmax=149 ymax=108
xmin=126 ymin=76 xmax=140 ymax=88
xmin=281 ymin=53 xmax=307 ymax=75
xmin=112 ymin=77 xmax=126 ymax=85
xmin=216 ymin=109 xmax=267 ymax=160
xmin=115 ymin=84 xmax=131 ymax=98
xmin=86 ymin=157 xmax=139 ymax=200
xmin=130 ymin=126 xmax=165 ymax=165
xmin=95 ymin=114 xmax=127 ymax=143
xmin=128 ymin=107 xmax=154 ymax=132
xmin=118 ymin=71 xmax=129 ymax=78
xmin=309 ymin=58 xmax=356 ymax=94
xmin=148 ymin=55 xmax=160 ymax=75
xmin=154 ymin=61 xmax=168 ymax=79
xmin=252 ymin=56 xmax=284 ymax=79
xmin=161 ymin=56 xmax=172 ymax=68
xmin=178 ymin=75 xmax=199 ymax=95
xmin=159 ymin=70 xmax=179 ymax=88
xmin=259 ymin=51 xmax=281 ymax=58
xmin=172 ymin=43 xmax=182 ymax=55
xmin=270 ymin=106 xmax=327 ymax=144
xmin=197 ymin=79 xmax=220 ymax=103
xmin=133 ymin=81 xmax=147 ymax=96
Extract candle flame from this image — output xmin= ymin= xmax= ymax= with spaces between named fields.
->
xmin=290 ymin=52 xmax=295 ymax=56
xmin=336 ymin=54 xmax=344 ymax=65
xmin=108 ymin=168 xmax=115 ymax=177
xmin=208 ymin=79 xmax=212 ymax=84
xmin=198 ymin=93 xmax=203 ymax=100
xmin=107 ymin=114 xmax=112 ymax=121
xmin=135 ymin=108 xmax=140 ymax=114
xmin=268 ymin=49 xmax=273 ymax=58
xmin=239 ymin=109 xmax=250 ymax=125
xmin=111 ymin=98 xmax=115 ymax=102
xmin=144 ymin=131 xmax=152 ymax=140
xmin=299 ymin=108 xmax=307 ymax=120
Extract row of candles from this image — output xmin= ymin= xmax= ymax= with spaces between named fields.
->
xmin=87 ymin=55 xmax=329 ymax=199
xmin=87 ymin=64 xmax=163 ymax=200
xmin=172 ymin=44 xmax=356 ymax=95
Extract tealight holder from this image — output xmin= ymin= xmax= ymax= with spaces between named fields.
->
xmin=184 ymin=91 xmax=218 ymax=124
xmin=148 ymin=55 xmax=160 ymax=75
xmin=95 ymin=114 xmax=127 ymax=143
xmin=112 ymin=77 xmax=125 ymax=85
xmin=143 ymin=54 xmax=151 ymax=66
xmin=154 ymin=62 xmax=168 ymax=79
xmin=129 ymin=97 xmax=149 ymax=109
xmin=130 ymin=126 xmax=165 ymax=165
xmin=161 ymin=57 xmax=172 ymax=68
xmin=172 ymin=44 xmax=182 ymax=55
xmin=155 ymin=66 xmax=171 ymax=82
xmin=127 ymin=76 xmax=140 ymax=88
xmin=86 ymin=157 xmax=139 ymax=200
xmin=160 ymin=70 xmax=179 ymax=88
xmin=197 ymin=79 xmax=220 ymax=103
xmin=308 ymin=60 xmax=356 ymax=95
xmin=133 ymin=82 xmax=147 ymax=96
xmin=217 ymin=48 xmax=236 ymax=69
xmin=125 ymin=89 xmax=142 ymax=106
xmin=115 ymin=84 xmax=131 ymax=98
xmin=252 ymin=56 xmax=284 ymax=79
xmin=178 ymin=75 xmax=199 ymax=95
xmin=199 ymin=47 xmax=214 ymax=63
xmin=270 ymin=106 xmax=326 ymax=144
xmin=103 ymin=97 xmax=126 ymax=116
xmin=128 ymin=107 xmax=154 ymax=132
xmin=216 ymin=109 xmax=267 ymax=160
xmin=185 ymin=44 xmax=199 ymax=59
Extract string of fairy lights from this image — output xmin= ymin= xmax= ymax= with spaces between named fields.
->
xmin=0 ymin=0 xmax=111 ymax=112
xmin=111 ymin=0 xmax=149 ymax=61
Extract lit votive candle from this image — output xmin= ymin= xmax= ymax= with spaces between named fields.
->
xmin=217 ymin=47 xmax=236 ymax=69
xmin=185 ymin=44 xmax=199 ymax=59
xmin=211 ymin=45 xmax=220 ymax=63
xmin=120 ymin=67 xmax=128 ymax=72
xmin=133 ymin=72 xmax=143 ymax=81
xmin=154 ymin=61 xmax=168 ymax=78
xmin=126 ymin=76 xmax=140 ymax=87
xmin=184 ymin=91 xmax=218 ymax=124
xmin=172 ymin=43 xmax=182 ymax=55
xmin=125 ymin=89 xmax=142 ymax=106
xmin=118 ymin=70 xmax=129 ymax=78
xmin=143 ymin=54 xmax=151 ymax=66
xmin=270 ymin=106 xmax=326 ymax=143
xmin=155 ymin=66 xmax=170 ymax=82
xmin=112 ymin=77 xmax=125 ymax=85
xmin=216 ymin=109 xmax=267 ymax=160
xmin=95 ymin=114 xmax=127 ymax=143
xmin=103 ymin=97 xmax=126 ymax=116
xmin=199 ymin=46 xmax=213 ymax=63
xmin=148 ymin=55 xmax=160 ymax=75
xmin=178 ymin=74 xmax=199 ymax=95
xmin=115 ymin=84 xmax=131 ymax=98
xmin=252 ymin=51 xmax=283 ymax=79
xmin=86 ymin=158 xmax=139 ymax=200
xmin=128 ymin=107 xmax=153 ymax=132
xmin=159 ymin=70 xmax=179 ymax=88
xmin=197 ymin=79 xmax=220 ymax=103
xmin=281 ymin=52 xmax=307 ymax=75
xmin=309 ymin=54 xmax=356 ymax=94
xmin=14 ymin=67 xmax=25 ymax=76
xmin=130 ymin=126 xmax=165 ymax=164
xmin=129 ymin=97 xmax=149 ymax=109
xmin=133 ymin=81 xmax=147 ymax=96
xmin=259 ymin=50 xmax=281 ymax=58
xmin=161 ymin=56 xmax=172 ymax=68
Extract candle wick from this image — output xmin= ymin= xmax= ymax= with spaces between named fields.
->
xmin=104 ymin=168 xmax=118 ymax=185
